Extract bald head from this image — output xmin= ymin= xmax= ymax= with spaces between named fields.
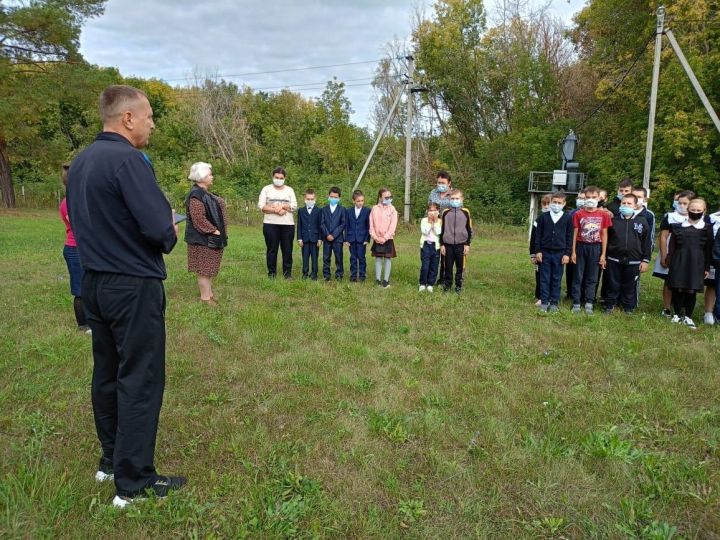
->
xmin=99 ymin=85 xmax=155 ymax=149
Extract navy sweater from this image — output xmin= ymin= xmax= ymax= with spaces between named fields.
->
xmin=534 ymin=211 xmax=573 ymax=256
xmin=66 ymin=132 xmax=176 ymax=279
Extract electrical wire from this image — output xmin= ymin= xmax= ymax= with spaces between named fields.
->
xmin=163 ymin=59 xmax=383 ymax=83
xmin=573 ymin=33 xmax=657 ymax=131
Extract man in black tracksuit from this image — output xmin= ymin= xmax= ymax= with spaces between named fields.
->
xmin=604 ymin=194 xmax=651 ymax=313
xmin=440 ymin=190 xmax=473 ymax=293
xmin=67 ymin=85 xmax=186 ymax=507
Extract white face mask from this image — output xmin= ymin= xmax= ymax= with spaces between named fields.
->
xmin=305 ymin=200 xmax=315 ymax=209
xmin=272 ymin=177 xmax=285 ymax=187
xmin=584 ymin=198 xmax=598 ymax=209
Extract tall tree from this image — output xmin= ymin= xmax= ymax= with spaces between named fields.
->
xmin=0 ymin=0 xmax=106 ymax=207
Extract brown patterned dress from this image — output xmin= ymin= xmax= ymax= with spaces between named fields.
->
xmin=187 ymin=195 xmax=228 ymax=277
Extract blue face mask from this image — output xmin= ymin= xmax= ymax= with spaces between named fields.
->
xmin=328 ymin=197 xmax=339 ymax=206
xmin=437 ymin=184 xmax=448 ymax=193
xmin=549 ymin=203 xmax=564 ymax=214
xmin=382 ymin=198 xmax=393 ymax=206
xmin=617 ymin=191 xmax=624 ymax=200
xmin=672 ymin=200 xmax=679 ymax=211
xmin=450 ymin=200 xmax=462 ymax=208
xmin=619 ymin=206 xmax=635 ymax=217
xmin=576 ymin=199 xmax=586 ymax=209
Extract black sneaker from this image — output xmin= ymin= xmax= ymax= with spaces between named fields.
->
xmin=95 ymin=457 xmax=114 ymax=482
xmin=661 ymin=308 xmax=672 ymax=317
xmin=112 ymin=475 xmax=187 ymax=508
xmin=382 ymin=280 xmax=390 ymax=289
xmin=376 ymin=279 xmax=381 ymax=286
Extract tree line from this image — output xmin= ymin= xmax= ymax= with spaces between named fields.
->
xmin=2 ymin=0 xmax=719 ymax=223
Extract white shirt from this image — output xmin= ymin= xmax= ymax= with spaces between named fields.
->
xmin=330 ymin=205 xmax=337 ymax=214
xmin=550 ymin=210 xmax=563 ymax=224
xmin=355 ymin=207 xmax=361 ymax=218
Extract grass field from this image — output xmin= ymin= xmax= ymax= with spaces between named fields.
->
xmin=1 ymin=209 xmax=719 ymax=539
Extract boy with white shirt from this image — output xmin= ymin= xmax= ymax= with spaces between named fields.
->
xmin=534 ymin=192 xmax=573 ymax=312
xmin=297 ymin=189 xmax=322 ymax=280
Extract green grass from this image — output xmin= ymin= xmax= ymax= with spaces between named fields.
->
xmin=1 ymin=209 xmax=719 ymax=539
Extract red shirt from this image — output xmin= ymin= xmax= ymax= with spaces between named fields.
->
xmin=572 ymin=209 xmax=612 ymax=244
xmin=59 ymin=198 xmax=76 ymax=247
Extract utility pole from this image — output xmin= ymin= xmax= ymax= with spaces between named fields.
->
xmin=643 ymin=6 xmax=665 ymax=191
xmin=403 ymin=55 xmax=415 ymax=223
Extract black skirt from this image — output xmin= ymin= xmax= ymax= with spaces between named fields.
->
xmin=371 ymin=238 xmax=397 ymax=258
xmin=667 ymin=224 xmax=712 ymax=292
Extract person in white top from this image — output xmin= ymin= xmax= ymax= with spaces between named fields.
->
xmin=258 ymin=167 xmax=298 ymax=278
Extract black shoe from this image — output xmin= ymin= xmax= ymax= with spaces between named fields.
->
xmin=112 ymin=475 xmax=187 ymax=508
xmin=283 ymin=274 xmax=292 ymax=280
xmin=311 ymin=276 xmax=318 ymax=281
xmin=336 ymin=276 xmax=343 ymax=281
xmin=268 ymin=273 xmax=276 ymax=280
xmin=376 ymin=279 xmax=381 ymax=286
xmin=95 ymin=457 xmax=114 ymax=482
xmin=359 ymin=276 xmax=366 ymax=282
xmin=324 ymin=277 xmax=331 ymax=282
xmin=382 ymin=280 xmax=390 ymax=289
xmin=455 ymin=287 xmax=462 ymax=294
xmin=349 ymin=277 xmax=357 ymax=282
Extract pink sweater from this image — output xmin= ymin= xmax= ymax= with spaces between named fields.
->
xmin=369 ymin=204 xmax=398 ymax=242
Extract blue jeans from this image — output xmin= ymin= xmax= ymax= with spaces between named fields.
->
xmin=348 ymin=242 xmax=367 ymax=279
xmin=419 ymin=242 xmax=440 ymax=286
xmin=539 ymin=251 xmax=564 ymax=305
xmin=572 ymin=243 xmax=601 ymax=304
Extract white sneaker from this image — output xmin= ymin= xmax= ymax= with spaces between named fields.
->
xmin=427 ymin=286 xmax=434 ymax=293
xmin=95 ymin=470 xmax=114 ymax=482
xmin=684 ymin=316 xmax=697 ymax=330
xmin=671 ymin=315 xmax=682 ymax=323
xmin=704 ymin=312 xmax=715 ymax=325
xmin=419 ymin=285 xmax=426 ymax=292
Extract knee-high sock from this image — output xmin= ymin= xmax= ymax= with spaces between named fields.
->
xmin=375 ymin=257 xmax=382 ymax=281
xmin=383 ymin=258 xmax=392 ymax=281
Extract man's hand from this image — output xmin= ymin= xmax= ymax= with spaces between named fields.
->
xmin=535 ymin=252 xmax=543 ymax=264
xmin=639 ymin=262 xmax=649 ymax=273
xmin=440 ymin=245 xmax=446 ymax=256
xmin=298 ymin=240 xmax=304 ymax=247
xmin=327 ymin=234 xmax=334 ymax=242
xmin=463 ymin=245 xmax=470 ymax=256
xmin=344 ymin=241 xmax=350 ymax=247
xmin=561 ymin=255 xmax=570 ymax=265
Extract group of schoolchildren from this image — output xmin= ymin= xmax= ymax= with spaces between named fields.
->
xmin=531 ymin=179 xmax=720 ymax=329
xmin=296 ymin=184 xmax=473 ymax=292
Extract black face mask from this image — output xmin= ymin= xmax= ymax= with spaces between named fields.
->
xmin=688 ymin=211 xmax=704 ymax=221
xmin=597 ymin=199 xmax=605 ymax=208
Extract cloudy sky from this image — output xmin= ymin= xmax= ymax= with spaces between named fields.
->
xmin=80 ymin=0 xmax=586 ymax=127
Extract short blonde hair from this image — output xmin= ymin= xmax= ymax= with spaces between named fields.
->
xmin=188 ymin=162 xmax=212 ymax=183
xmin=98 ymin=85 xmax=147 ymax=123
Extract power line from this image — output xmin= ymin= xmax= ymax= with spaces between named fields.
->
xmin=253 ymin=76 xmax=380 ymax=92
xmin=574 ymin=33 xmax=656 ymax=131
xmin=163 ymin=59 xmax=382 ymax=83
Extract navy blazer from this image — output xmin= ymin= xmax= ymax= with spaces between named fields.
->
xmin=296 ymin=206 xmax=322 ymax=243
xmin=344 ymin=206 xmax=371 ymax=243
xmin=320 ymin=204 xmax=346 ymax=242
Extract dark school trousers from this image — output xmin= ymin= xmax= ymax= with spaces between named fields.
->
xmin=419 ymin=241 xmax=440 ymax=286
xmin=82 ymin=271 xmax=166 ymax=497
xmin=263 ymin=223 xmax=294 ymax=278
xmin=715 ymin=268 xmax=720 ymax=319
xmin=301 ymin=242 xmax=319 ymax=279
xmin=539 ymin=251 xmax=565 ymax=306
xmin=443 ymin=243 xmax=465 ymax=290
xmin=323 ymin=239 xmax=344 ymax=279
xmin=348 ymin=241 xmax=367 ymax=279
xmin=604 ymin=259 xmax=640 ymax=311
xmin=572 ymin=242 xmax=601 ymax=304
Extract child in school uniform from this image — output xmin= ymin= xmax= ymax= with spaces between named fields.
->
xmin=713 ymin=212 xmax=720 ymax=322
xmin=320 ymin=186 xmax=346 ymax=281
xmin=603 ymin=194 xmax=651 ymax=314
xmin=344 ymin=190 xmax=371 ymax=282
xmin=653 ymin=190 xmax=694 ymax=316
xmin=701 ymin=208 xmax=720 ymax=324
xmin=440 ymin=189 xmax=473 ymax=293
xmin=296 ymin=188 xmax=322 ymax=280
xmin=571 ymin=185 xmax=613 ymax=314
xmin=667 ymin=198 xmax=714 ymax=329
xmin=565 ymin=189 xmax=586 ymax=299
xmin=369 ymin=187 xmax=398 ymax=288
xmin=419 ymin=202 xmax=442 ymax=292
xmin=534 ymin=191 xmax=573 ymax=312
xmin=530 ymin=194 xmax=552 ymax=305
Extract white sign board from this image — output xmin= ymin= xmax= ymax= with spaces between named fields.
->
xmin=552 ymin=170 xmax=567 ymax=186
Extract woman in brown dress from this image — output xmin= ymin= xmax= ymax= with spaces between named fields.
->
xmin=184 ymin=162 xmax=228 ymax=305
